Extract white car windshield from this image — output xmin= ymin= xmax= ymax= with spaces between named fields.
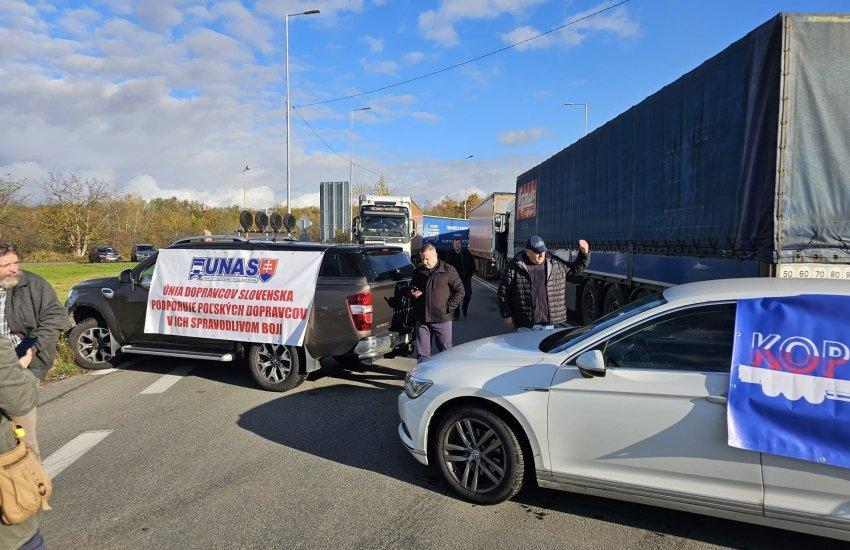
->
xmin=539 ymin=292 xmax=667 ymax=353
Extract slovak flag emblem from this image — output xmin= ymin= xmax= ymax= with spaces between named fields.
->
xmin=259 ymin=258 xmax=278 ymax=283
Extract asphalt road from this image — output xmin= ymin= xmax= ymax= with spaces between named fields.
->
xmin=36 ymin=278 xmax=837 ymax=549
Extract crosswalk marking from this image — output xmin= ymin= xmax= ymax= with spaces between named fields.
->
xmin=139 ymin=365 xmax=195 ymax=394
xmin=42 ymin=430 xmax=113 ymax=478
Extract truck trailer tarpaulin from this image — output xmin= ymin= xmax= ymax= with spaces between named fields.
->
xmin=514 ymin=13 xmax=850 ymax=322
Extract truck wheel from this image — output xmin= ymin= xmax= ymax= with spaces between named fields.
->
xmin=580 ymin=281 xmax=601 ymax=325
xmin=603 ymin=285 xmax=626 ymax=315
xmin=248 ymin=343 xmax=306 ymax=392
xmin=69 ymin=317 xmax=119 ymax=370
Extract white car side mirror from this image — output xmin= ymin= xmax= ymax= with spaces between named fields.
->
xmin=576 ymin=349 xmax=606 ymax=378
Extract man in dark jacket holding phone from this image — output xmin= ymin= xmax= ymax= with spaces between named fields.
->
xmin=410 ymin=244 xmax=465 ymax=362
xmin=0 ymin=243 xmax=69 ymax=381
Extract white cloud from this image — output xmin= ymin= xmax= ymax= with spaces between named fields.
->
xmin=499 ymin=126 xmax=548 ymax=146
xmin=0 ymin=0 xmax=48 ymax=31
xmin=501 ymin=25 xmax=551 ymax=51
xmin=360 ymin=58 xmax=398 ymax=75
xmin=418 ymin=0 xmax=546 ymax=47
xmin=411 ymin=111 xmax=441 ymax=123
xmin=502 ymin=2 xmax=640 ymax=51
xmin=210 ymin=1 xmax=274 ymax=54
xmin=363 ymin=34 xmax=384 ymax=53
xmin=133 ymin=0 xmax=183 ymax=33
xmin=403 ymin=51 xmax=425 ymax=65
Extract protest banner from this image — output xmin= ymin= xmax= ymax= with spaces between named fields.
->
xmin=144 ymin=248 xmax=324 ymax=346
xmin=728 ymin=294 xmax=850 ymax=468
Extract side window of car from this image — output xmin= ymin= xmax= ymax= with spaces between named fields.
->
xmin=139 ymin=263 xmax=156 ymax=288
xmin=602 ymin=303 xmax=737 ymax=373
xmin=319 ymin=253 xmax=342 ymax=277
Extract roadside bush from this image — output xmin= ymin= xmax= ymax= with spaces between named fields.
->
xmin=22 ymin=250 xmax=79 ymax=263
xmin=47 ymin=336 xmax=80 ymax=380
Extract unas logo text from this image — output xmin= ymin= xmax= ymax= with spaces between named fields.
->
xmin=188 ymin=257 xmax=278 ymax=283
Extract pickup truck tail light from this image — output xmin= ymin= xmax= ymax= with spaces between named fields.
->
xmin=347 ymin=291 xmax=373 ymax=333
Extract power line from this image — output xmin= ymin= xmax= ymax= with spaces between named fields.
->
xmin=291 ymin=105 xmax=448 ymax=198
xmin=294 ymin=0 xmax=631 ymax=108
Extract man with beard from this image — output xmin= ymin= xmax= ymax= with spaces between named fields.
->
xmin=0 ymin=243 xmax=69 ymax=381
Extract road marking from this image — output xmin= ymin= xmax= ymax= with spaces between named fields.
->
xmin=42 ymin=430 xmax=112 ymax=478
xmin=139 ymin=365 xmax=195 ymax=394
xmin=88 ymin=368 xmax=119 ymax=375
xmin=474 ymin=275 xmax=498 ymax=293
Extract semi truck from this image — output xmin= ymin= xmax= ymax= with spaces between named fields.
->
xmin=353 ymin=195 xmax=423 ymax=257
xmin=514 ymin=13 xmax=850 ymax=325
xmin=420 ymin=215 xmax=469 ymax=257
xmin=468 ymin=192 xmax=515 ymax=279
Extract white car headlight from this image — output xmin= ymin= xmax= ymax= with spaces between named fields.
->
xmin=404 ymin=372 xmax=433 ymax=399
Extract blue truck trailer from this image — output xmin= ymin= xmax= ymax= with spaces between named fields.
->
xmin=422 ymin=215 xmax=469 ymax=256
xmin=514 ymin=13 xmax=850 ymax=324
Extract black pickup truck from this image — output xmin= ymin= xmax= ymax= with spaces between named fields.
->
xmin=65 ymin=238 xmax=415 ymax=391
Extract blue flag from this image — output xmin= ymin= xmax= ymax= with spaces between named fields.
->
xmin=728 ymin=294 xmax=850 ymax=468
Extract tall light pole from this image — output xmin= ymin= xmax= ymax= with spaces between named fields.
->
xmin=564 ymin=102 xmax=588 ymax=136
xmin=463 ymin=155 xmax=474 ymax=218
xmin=285 ymin=9 xmax=320 ymax=214
xmin=349 ymin=107 xmax=371 ymax=191
xmin=242 ymin=165 xmax=250 ymax=209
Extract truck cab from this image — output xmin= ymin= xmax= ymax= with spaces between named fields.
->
xmin=353 ymin=195 xmax=422 ymax=258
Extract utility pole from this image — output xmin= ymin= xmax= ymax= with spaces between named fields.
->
xmin=463 ymin=155 xmax=473 ymax=218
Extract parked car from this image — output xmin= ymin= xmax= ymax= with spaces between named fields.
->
xmin=88 ymin=246 xmax=122 ymax=263
xmin=399 ymin=278 xmax=850 ymax=541
xmin=131 ymin=244 xmax=157 ymax=262
xmin=66 ymin=237 xmax=415 ymax=392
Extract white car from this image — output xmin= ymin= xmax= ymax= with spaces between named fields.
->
xmin=398 ymin=278 xmax=850 ymax=541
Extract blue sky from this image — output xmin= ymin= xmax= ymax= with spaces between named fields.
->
xmin=1 ymin=0 xmax=848 ymax=208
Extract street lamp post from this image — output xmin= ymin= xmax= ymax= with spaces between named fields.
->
xmin=285 ymin=9 xmax=320 ymax=214
xmin=564 ymin=102 xmax=588 ymax=136
xmin=349 ymin=107 xmax=371 ymax=192
xmin=242 ymin=165 xmax=250 ymax=209
xmin=463 ymin=155 xmax=474 ymax=218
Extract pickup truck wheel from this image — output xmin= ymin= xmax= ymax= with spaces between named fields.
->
xmin=248 ymin=343 xmax=306 ymax=392
xmin=69 ymin=318 xmax=119 ymax=370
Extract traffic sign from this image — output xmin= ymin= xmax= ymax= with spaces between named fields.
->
xmin=297 ymin=216 xmax=313 ymax=230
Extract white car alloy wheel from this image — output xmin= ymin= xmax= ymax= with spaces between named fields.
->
xmin=434 ymin=407 xmax=526 ymax=504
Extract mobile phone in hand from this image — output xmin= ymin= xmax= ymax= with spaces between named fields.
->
xmin=14 ymin=337 xmax=38 ymax=359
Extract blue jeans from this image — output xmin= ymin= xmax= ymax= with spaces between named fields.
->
xmin=415 ymin=321 xmax=453 ymax=362
xmin=20 ymin=531 xmax=45 ymax=550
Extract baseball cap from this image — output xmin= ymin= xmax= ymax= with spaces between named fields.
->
xmin=525 ymin=236 xmax=547 ymax=253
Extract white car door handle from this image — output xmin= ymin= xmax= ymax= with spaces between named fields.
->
xmin=705 ymin=395 xmax=727 ymax=405
xmin=101 ymin=288 xmax=115 ymax=299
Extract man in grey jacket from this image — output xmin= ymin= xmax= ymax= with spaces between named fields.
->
xmin=0 ymin=243 xmax=69 ymax=381
xmin=0 ymin=337 xmax=44 ymax=549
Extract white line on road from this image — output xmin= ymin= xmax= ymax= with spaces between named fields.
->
xmin=42 ymin=430 xmax=112 ymax=478
xmin=474 ymin=275 xmax=498 ymax=293
xmin=88 ymin=368 xmax=119 ymax=375
xmin=139 ymin=365 xmax=195 ymax=394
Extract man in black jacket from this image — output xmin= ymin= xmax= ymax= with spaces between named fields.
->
xmin=410 ymin=244 xmax=465 ymax=362
xmin=498 ymin=236 xmax=590 ymax=331
xmin=445 ymin=239 xmax=475 ymax=320
xmin=0 ymin=243 xmax=69 ymax=381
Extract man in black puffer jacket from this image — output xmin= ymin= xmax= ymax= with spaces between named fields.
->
xmin=498 ymin=236 xmax=590 ymax=331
